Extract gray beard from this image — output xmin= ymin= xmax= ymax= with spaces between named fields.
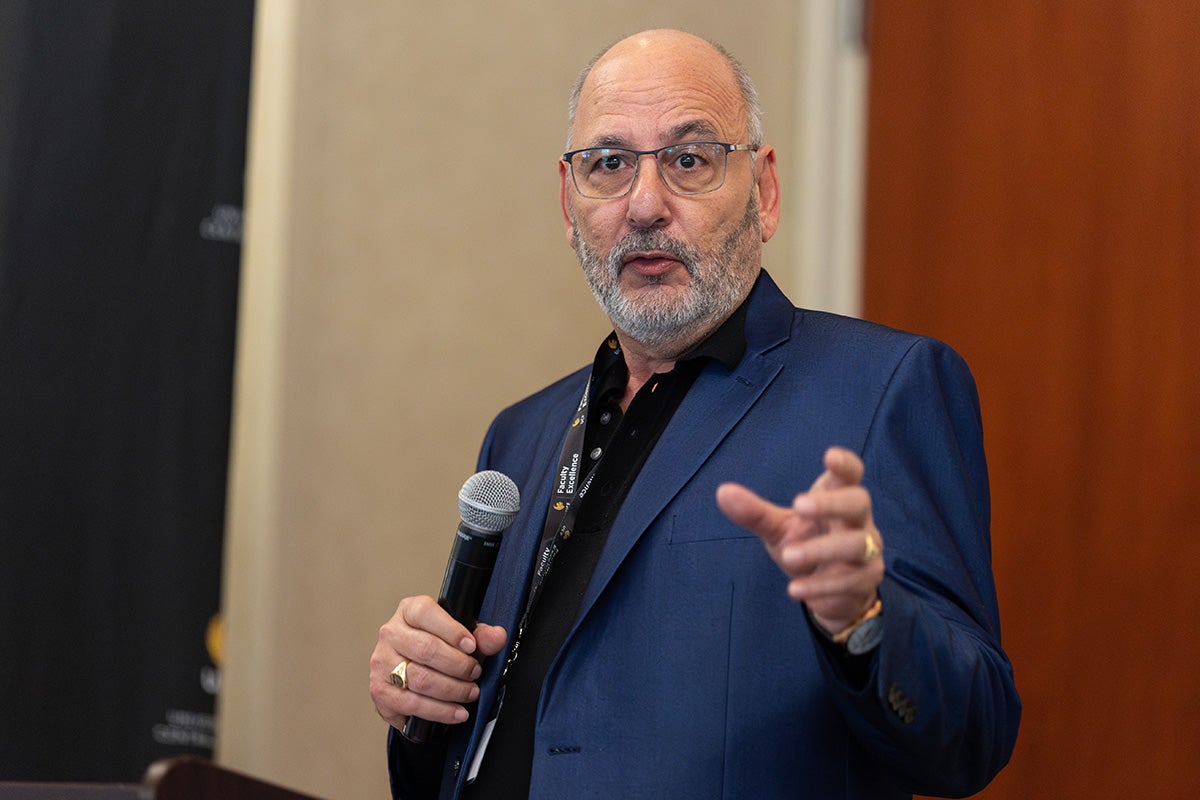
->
xmin=571 ymin=196 xmax=761 ymax=351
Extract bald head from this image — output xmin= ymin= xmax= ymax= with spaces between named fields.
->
xmin=566 ymin=29 xmax=763 ymax=150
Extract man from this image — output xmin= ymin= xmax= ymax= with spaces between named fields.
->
xmin=370 ymin=29 xmax=1020 ymax=799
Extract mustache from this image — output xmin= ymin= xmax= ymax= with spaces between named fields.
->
xmin=607 ymin=230 xmax=697 ymax=275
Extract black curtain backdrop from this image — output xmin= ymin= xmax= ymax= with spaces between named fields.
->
xmin=0 ymin=1 xmax=254 ymax=780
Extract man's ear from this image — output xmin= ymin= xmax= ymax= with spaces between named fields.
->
xmin=559 ymin=159 xmax=576 ymax=248
xmin=753 ymin=145 xmax=781 ymax=243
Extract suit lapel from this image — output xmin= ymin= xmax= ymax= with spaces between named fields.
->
xmin=479 ymin=377 xmax=588 ymax=634
xmin=571 ymin=271 xmax=795 ymax=627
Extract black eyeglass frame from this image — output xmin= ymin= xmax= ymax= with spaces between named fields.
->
xmin=561 ymin=141 xmax=757 ymax=199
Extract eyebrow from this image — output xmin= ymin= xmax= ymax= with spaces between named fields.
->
xmin=667 ymin=120 xmax=721 ymax=142
xmin=584 ymin=120 xmax=724 ymax=150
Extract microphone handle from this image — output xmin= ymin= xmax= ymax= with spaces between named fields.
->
xmin=401 ymin=523 xmax=502 ymax=744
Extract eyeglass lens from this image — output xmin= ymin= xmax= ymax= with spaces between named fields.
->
xmin=570 ymin=142 xmax=729 ymax=198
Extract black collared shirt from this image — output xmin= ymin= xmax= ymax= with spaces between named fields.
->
xmin=464 ymin=301 xmax=748 ymax=798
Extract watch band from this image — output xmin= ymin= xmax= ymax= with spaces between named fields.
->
xmin=831 ymin=597 xmax=883 ymax=646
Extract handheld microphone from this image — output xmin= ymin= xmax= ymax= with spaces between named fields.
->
xmin=401 ymin=470 xmax=520 ymax=743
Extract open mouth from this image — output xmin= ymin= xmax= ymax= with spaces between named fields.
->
xmin=623 ymin=251 xmax=683 ymax=277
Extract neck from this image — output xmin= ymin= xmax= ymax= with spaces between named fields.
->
xmin=614 ymin=319 xmax=719 ymax=410
xmin=619 ymin=351 xmax=676 ymax=410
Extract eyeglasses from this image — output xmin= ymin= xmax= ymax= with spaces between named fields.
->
xmin=562 ymin=141 xmax=756 ymax=199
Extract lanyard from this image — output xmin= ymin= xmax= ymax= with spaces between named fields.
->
xmin=500 ymin=378 xmax=601 ymax=678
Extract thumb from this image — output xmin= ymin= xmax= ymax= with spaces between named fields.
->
xmin=472 ymin=623 xmax=509 ymax=658
xmin=716 ymin=482 xmax=789 ymax=547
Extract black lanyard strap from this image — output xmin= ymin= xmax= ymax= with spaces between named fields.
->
xmin=501 ymin=379 xmax=602 ymax=677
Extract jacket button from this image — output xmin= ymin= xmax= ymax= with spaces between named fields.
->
xmin=887 ymin=683 xmax=918 ymax=725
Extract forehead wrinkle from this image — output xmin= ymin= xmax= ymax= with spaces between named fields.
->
xmin=575 ymin=65 xmax=747 ymax=150
xmin=581 ymin=120 xmax=720 ymax=152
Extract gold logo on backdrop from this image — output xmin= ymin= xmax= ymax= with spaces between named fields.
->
xmin=206 ymin=615 xmax=223 ymax=667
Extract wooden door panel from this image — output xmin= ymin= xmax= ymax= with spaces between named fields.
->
xmin=863 ymin=3 xmax=1200 ymax=797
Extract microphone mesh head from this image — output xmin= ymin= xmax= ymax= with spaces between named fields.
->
xmin=458 ymin=471 xmax=521 ymax=532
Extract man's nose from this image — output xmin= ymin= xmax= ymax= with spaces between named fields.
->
xmin=626 ymin=154 xmax=672 ymax=229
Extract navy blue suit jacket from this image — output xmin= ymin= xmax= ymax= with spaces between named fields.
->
xmin=391 ymin=271 xmax=1020 ymax=799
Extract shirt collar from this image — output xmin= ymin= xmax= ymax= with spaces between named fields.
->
xmin=590 ymin=291 xmax=751 ymax=398
xmin=677 ymin=295 xmax=749 ymax=372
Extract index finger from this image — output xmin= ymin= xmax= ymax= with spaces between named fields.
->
xmin=378 ymin=597 xmax=479 ymax=682
xmin=810 ymin=446 xmax=865 ymax=492
xmin=400 ymin=595 xmax=478 ymax=655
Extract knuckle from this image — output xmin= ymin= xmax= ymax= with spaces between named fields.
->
xmin=403 ymin=663 xmax=428 ymax=694
xmin=378 ymin=620 xmax=398 ymax=643
xmin=398 ymin=594 xmax=432 ymax=623
xmin=369 ymin=650 xmax=390 ymax=673
xmin=411 ymin=634 xmax=440 ymax=666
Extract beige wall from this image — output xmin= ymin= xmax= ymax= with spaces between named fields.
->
xmin=218 ymin=2 xmax=861 ymax=797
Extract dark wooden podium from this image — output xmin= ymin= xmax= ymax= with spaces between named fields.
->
xmin=0 ymin=758 xmax=327 ymax=800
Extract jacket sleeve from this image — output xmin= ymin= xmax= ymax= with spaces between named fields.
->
xmin=815 ymin=336 xmax=1021 ymax=797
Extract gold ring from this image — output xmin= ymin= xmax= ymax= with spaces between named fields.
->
xmin=389 ymin=660 xmax=409 ymax=690
xmin=862 ymin=533 xmax=881 ymax=563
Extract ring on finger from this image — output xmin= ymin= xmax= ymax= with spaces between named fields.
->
xmin=389 ymin=660 xmax=410 ymax=690
xmin=861 ymin=533 xmax=881 ymax=563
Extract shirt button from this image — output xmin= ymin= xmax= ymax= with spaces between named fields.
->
xmin=590 ymin=447 xmax=603 ymax=460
